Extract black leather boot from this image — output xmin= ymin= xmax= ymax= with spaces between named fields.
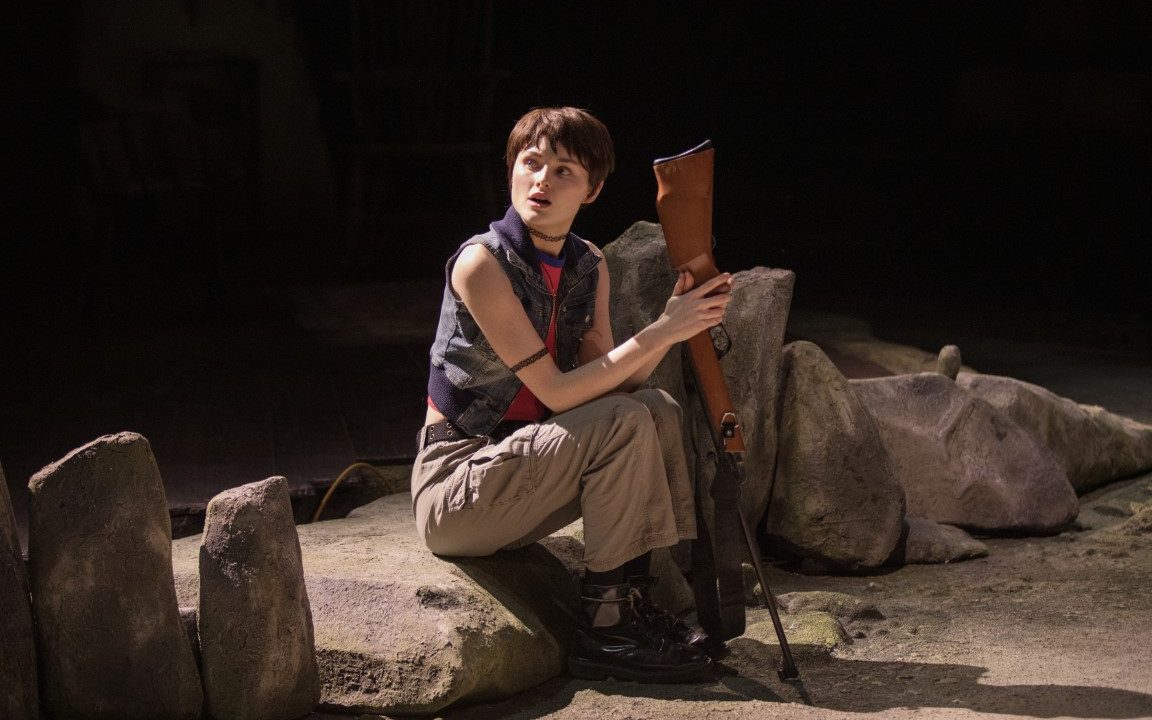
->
xmin=627 ymin=575 xmax=711 ymax=649
xmin=568 ymin=582 xmax=712 ymax=683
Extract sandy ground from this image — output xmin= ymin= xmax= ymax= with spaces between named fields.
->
xmin=313 ymin=471 xmax=1152 ymax=720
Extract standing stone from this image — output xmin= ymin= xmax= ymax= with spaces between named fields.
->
xmin=767 ymin=341 xmax=905 ymax=568
xmin=852 ymin=373 xmax=1078 ymax=533
xmin=27 ymin=433 xmax=202 ymax=720
xmin=1 ymin=461 xmax=37 ymax=720
xmin=603 ymin=221 xmax=795 ymax=527
xmin=172 ymin=493 xmax=578 ymax=715
xmin=199 ymin=477 xmax=320 ymax=720
xmin=937 ymin=345 xmax=962 ymax=380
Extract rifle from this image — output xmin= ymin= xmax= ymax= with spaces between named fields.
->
xmin=654 ymin=140 xmax=799 ymax=681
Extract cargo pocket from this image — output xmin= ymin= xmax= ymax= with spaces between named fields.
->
xmin=458 ymin=429 xmax=537 ymax=509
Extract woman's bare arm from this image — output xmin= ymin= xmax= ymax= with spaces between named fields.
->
xmin=452 ymin=244 xmax=731 ymax=414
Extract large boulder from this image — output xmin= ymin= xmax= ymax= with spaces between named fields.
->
xmin=1 ymin=462 xmax=37 ymax=720
xmin=766 ymin=341 xmax=905 ymax=568
xmin=199 ymin=477 xmax=321 ymax=720
xmin=28 ymin=433 xmax=203 ymax=720
xmin=173 ymin=493 xmax=579 ymax=716
xmin=603 ymin=221 xmax=795 ymax=530
xmin=957 ymin=373 xmax=1152 ymax=492
xmin=851 ymin=374 xmax=1078 ymax=534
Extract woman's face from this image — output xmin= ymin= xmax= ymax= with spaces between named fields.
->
xmin=510 ymin=138 xmax=602 ymax=237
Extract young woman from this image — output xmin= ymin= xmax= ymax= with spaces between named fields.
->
xmin=411 ymin=107 xmax=732 ymax=683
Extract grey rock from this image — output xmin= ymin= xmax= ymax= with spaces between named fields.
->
xmin=937 ymin=345 xmax=962 ymax=380
xmin=767 ymin=341 xmax=905 ymax=568
xmin=648 ymin=546 xmax=696 ymax=616
xmin=730 ymin=611 xmax=849 ymax=661
xmin=776 ymin=590 xmax=885 ymax=621
xmin=958 ymin=373 xmax=1152 ymax=492
xmin=788 ymin=311 xmax=978 ymax=377
xmin=895 ymin=517 xmax=989 ymax=564
xmin=603 ymin=221 xmax=795 ymax=530
xmin=178 ymin=606 xmax=202 ymax=672
xmin=28 ymin=432 xmax=202 ymax=720
xmin=199 ymin=477 xmax=321 ymax=720
xmin=1 ymin=461 xmax=37 ymax=720
xmin=740 ymin=562 xmax=785 ymax=608
xmin=1113 ymin=502 xmax=1152 ymax=536
xmin=174 ymin=493 xmax=578 ymax=715
xmin=852 ymin=374 xmax=1078 ymax=533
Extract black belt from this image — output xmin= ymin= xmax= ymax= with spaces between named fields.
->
xmin=416 ymin=419 xmax=533 ymax=452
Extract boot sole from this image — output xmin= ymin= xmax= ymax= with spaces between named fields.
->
xmin=568 ymin=657 xmax=712 ymax=684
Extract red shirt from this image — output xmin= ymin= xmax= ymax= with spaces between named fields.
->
xmin=502 ymin=252 xmax=563 ymax=421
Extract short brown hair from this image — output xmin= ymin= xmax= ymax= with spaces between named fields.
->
xmin=505 ymin=107 xmax=615 ymax=191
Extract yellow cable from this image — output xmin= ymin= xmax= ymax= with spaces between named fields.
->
xmin=311 ymin=461 xmax=394 ymax=523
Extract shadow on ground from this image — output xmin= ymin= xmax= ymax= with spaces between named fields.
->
xmin=444 ymin=650 xmax=1152 ymax=719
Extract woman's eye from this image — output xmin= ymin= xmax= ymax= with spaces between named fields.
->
xmin=556 ymin=166 xmax=570 ymax=176
xmin=524 ymin=158 xmax=538 ymax=169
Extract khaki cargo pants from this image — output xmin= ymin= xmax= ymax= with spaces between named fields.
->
xmin=411 ymin=389 xmax=697 ymax=572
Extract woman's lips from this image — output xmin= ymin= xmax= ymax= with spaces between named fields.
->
xmin=528 ymin=196 xmax=551 ymax=208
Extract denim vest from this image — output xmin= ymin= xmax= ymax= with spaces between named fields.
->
xmin=427 ymin=206 xmax=602 ymax=436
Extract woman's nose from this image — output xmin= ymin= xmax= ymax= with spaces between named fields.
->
xmin=534 ymin=168 xmax=549 ymax=186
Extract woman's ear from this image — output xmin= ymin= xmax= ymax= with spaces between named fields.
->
xmin=583 ymin=181 xmax=605 ymax=205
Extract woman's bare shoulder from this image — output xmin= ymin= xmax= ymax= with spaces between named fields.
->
xmin=455 ymin=242 xmax=497 ymax=269
xmin=452 ymin=243 xmax=509 ymax=296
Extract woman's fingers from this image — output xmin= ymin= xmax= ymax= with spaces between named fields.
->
xmin=674 ymin=270 xmax=695 ymax=296
xmin=670 ymin=271 xmax=730 ymax=301
xmin=689 ymin=272 xmax=733 ymax=297
xmin=660 ymin=271 xmax=736 ymax=342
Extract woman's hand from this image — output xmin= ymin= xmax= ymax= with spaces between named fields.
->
xmin=652 ymin=271 xmax=734 ymax=345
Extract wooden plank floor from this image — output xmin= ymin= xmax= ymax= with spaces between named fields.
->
xmin=1 ymin=280 xmax=441 ymax=549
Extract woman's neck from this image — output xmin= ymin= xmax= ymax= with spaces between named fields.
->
xmin=527 ymin=224 xmax=569 ymax=257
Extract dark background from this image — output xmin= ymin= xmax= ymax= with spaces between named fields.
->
xmin=1 ymin=1 xmax=1150 ymax=544
xmin=5 ymin=1 xmax=1150 ymax=346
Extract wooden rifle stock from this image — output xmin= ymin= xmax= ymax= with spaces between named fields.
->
xmin=654 ymin=141 xmax=800 ymax=680
xmin=652 ymin=141 xmax=745 ymax=453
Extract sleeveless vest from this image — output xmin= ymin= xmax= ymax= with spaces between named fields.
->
xmin=427 ymin=206 xmax=601 ymax=436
